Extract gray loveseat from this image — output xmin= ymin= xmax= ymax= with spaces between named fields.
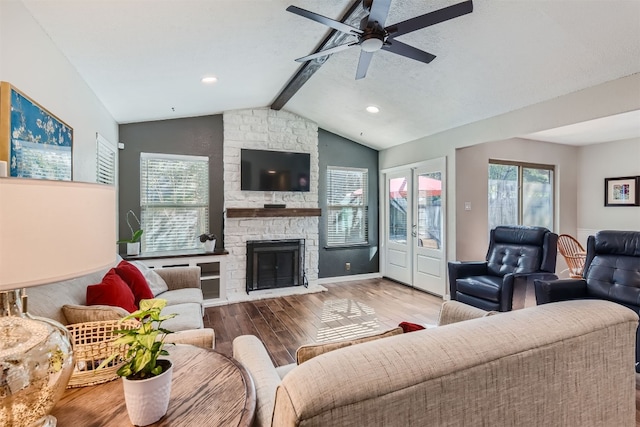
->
xmin=27 ymin=261 xmax=214 ymax=349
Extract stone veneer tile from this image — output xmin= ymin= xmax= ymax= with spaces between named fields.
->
xmin=223 ymin=108 xmax=319 ymax=299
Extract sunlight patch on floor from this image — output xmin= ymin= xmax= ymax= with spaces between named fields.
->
xmin=316 ymin=299 xmax=381 ymax=342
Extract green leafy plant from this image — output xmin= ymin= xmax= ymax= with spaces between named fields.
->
xmin=100 ymin=299 xmax=176 ymax=380
xmin=117 ymin=209 xmax=144 ymax=244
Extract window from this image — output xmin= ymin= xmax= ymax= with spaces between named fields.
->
xmin=326 ymin=166 xmax=368 ymax=247
xmin=488 ymin=161 xmax=554 ymax=231
xmin=140 ymin=153 xmax=209 ymax=253
xmin=96 ymin=134 xmax=116 ymax=185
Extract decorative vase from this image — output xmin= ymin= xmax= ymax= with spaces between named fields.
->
xmin=127 ymin=242 xmax=140 ymax=256
xmin=203 ymin=239 xmax=216 ymax=253
xmin=0 ymin=290 xmax=75 ymax=427
xmin=122 ymin=360 xmax=173 ymax=426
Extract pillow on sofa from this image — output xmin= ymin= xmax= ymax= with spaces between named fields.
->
xmin=115 ymin=260 xmax=154 ymax=305
xmin=62 ymin=304 xmax=129 ymax=324
xmin=130 ymin=261 xmax=169 ymax=296
xmin=296 ymin=327 xmax=404 ymax=365
xmin=86 ymin=269 xmax=137 ymax=313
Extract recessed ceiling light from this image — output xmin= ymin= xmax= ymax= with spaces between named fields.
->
xmin=366 ymin=105 xmax=380 ymax=114
xmin=201 ymin=76 xmax=218 ymax=84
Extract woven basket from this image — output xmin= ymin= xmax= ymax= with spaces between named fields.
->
xmin=66 ymin=319 xmax=138 ymax=388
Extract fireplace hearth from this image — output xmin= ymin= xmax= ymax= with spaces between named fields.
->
xmin=246 ymin=239 xmax=305 ymax=293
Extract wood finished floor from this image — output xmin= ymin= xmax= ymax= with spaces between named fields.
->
xmin=203 ymin=278 xmax=640 ymax=424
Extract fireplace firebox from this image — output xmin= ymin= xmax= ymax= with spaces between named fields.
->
xmin=246 ymin=239 xmax=305 ymax=293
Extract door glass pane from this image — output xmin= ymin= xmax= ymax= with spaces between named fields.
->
xmin=389 ymin=177 xmax=408 ymax=244
xmin=417 ymin=172 xmax=442 ymax=249
xmin=488 ymin=164 xmax=518 ymax=229
xmin=522 ymin=167 xmax=553 ymax=230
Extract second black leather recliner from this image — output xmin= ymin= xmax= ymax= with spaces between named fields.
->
xmin=535 ymin=230 xmax=640 ymax=371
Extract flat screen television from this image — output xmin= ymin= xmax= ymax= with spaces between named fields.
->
xmin=241 ymin=149 xmax=310 ymax=192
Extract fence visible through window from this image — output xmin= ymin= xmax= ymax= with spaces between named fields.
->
xmin=488 ymin=161 xmax=553 ymax=231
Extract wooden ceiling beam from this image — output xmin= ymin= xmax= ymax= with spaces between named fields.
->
xmin=270 ymin=1 xmax=368 ymax=111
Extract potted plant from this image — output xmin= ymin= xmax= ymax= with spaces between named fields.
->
xmin=118 ymin=210 xmax=143 ymax=256
xmin=100 ymin=299 xmax=176 ymax=426
xmin=199 ymin=233 xmax=217 ymax=253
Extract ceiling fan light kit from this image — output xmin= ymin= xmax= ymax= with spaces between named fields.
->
xmin=361 ymin=36 xmax=383 ymax=53
xmin=287 ymin=0 xmax=473 ymax=79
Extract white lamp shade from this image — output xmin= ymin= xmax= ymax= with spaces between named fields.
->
xmin=0 ymin=178 xmax=116 ymax=290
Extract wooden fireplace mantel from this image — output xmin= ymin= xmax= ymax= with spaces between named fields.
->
xmin=226 ymin=208 xmax=321 ymax=218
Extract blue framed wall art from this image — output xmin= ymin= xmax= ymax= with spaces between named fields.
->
xmin=0 ymin=81 xmax=73 ymax=180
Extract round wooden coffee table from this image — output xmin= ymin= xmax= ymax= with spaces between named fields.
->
xmin=52 ymin=344 xmax=256 ymax=426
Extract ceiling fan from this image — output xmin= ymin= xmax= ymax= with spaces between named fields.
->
xmin=286 ymin=0 xmax=473 ymax=79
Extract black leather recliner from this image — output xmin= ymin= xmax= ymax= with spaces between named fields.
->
xmin=535 ymin=230 xmax=640 ymax=369
xmin=448 ymin=225 xmax=558 ymax=312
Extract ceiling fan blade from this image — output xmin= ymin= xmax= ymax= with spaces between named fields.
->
xmin=295 ymin=42 xmax=358 ymax=62
xmin=385 ymin=0 xmax=473 ymax=38
xmin=381 ymin=40 xmax=436 ymax=64
xmin=367 ymin=0 xmax=393 ymax=27
xmin=355 ymin=51 xmax=375 ymax=80
xmin=286 ymin=5 xmax=363 ymax=35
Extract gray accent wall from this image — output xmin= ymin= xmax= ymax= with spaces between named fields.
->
xmin=118 ymin=115 xmax=224 ymax=253
xmin=318 ymin=129 xmax=379 ymax=277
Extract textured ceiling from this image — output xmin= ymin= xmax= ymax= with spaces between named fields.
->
xmin=522 ymin=110 xmax=640 ymax=145
xmin=21 ymin=0 xmax=640 ymax=150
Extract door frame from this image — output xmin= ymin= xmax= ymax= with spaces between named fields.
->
xmin=379 ymin=157 xmax=447 ymax=295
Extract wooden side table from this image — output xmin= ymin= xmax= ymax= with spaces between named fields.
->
xmin=52 ymin=344 xmax=256 ymax=426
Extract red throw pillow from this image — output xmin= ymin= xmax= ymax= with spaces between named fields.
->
xmin=86 ymin=269 xmax=137 ymax=313
xmin=115 ymin=260 xmax=154 ymax=306
xmin=398 ymin=321 xmax=426 ymax=333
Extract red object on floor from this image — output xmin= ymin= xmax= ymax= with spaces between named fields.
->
xmin=398 ymin=321 xmax=426 ymax=333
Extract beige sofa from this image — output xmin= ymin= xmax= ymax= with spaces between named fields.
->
xmin=28 ymin=262 xmax=215 ymax=349
xmin=233 ymin=300 xmax=637 ymax=426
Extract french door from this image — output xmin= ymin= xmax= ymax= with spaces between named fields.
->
xmin=383 ymin=158 xmax=446 ymax=296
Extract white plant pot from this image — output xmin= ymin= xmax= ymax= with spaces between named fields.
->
xmin=122 ymin=361 xmax=173 ymax=426
xmin=203 ymin=239 xmax=216 ymax=253
xmin=127 ymin=242 xmax=140 ymax=256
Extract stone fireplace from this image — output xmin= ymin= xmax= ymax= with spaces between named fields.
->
xmin=223 ymin=108 xmax=319 ymax=301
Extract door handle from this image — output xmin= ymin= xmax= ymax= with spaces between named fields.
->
xmin=412 ymin=224 xmax=417 ymax=238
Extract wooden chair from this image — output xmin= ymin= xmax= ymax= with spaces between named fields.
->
xmin=557 ymin=234 xmax=586 ymax=279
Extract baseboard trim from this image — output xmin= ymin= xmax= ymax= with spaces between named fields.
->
xmin=317 ymin=272 xmax=382 ymax=285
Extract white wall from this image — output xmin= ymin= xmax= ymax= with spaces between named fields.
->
xmin=0 ymin=0 xmax=118 ymax=182
xmin=379 ymin=74 xmax=640 ymax=265
xmin=577 ymin=137 xmax=640 ymax=243
xmin=455 ymin=138 xmax=578 ymax=262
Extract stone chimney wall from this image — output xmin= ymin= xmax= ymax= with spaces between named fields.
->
xmin=223 ymin=108 xmax=319 ymax=298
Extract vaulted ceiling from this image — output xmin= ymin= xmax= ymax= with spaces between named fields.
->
xmin=21 ymin=0 xmax=640 ymax=150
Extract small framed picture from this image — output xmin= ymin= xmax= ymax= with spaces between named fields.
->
xmin=604 ymin=176 xmax=640 ymax=206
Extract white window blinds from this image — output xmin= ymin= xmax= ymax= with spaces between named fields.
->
xmin=96 ymin=134 xmax=116 ymax=185
xmin=326 ymin=166 xmax=368 ymax=247
xmin=140 ymin=153 xmax=209 ymax=253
